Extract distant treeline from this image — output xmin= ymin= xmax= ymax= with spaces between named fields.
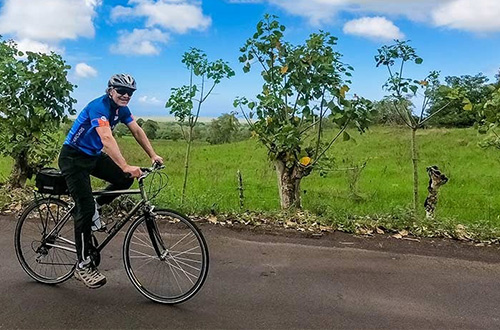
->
xmin=372 ymin=72 xmax=500 ymax=128
xmin=63 ymin=112 xmax=252 ymax=144
xmin=62 ymin=72 xmax=500 ymax=143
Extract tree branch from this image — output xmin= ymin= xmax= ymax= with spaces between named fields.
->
xmin=178 ymin=122 xmax=188 ymax=141
xmin=391 ymin=101 xmax=413 ymax=128
xmin=299 ymin=106 xmax=320 ymax=134
xmin=249 ymin=46 xmax=270 ymax=77
xmin=193 ymin=75 xmax=205 ymax=127
xmin=419 ymin=101 xmax=451 ymax=126
xmin=314 ymin=86 xmax=327 ymax=159
xmin=418 ymin=95 xmax=429 ymax=124
xmin=201 ymin=82 xmax=216 ymax=104
xmin=238 ymin=104 xmax=272 ymax=151
xmin=311 ymin=119 xmax=350 ymax=166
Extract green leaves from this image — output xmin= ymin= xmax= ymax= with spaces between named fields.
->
xmin=475 ymin=87 xmax=500 ymax=147
xmin=235 ymin=14 xmax=371 ymax=172
xmin=166 ymin=85 xmax=195 ymax=122
xmin=166 ymin=48 xmax=234 ymax=125
xmin=463 ymin=98 xmax=473 ymax=111
xmin=375 ymin=40 xmax=424 ymax=98
xmin=0 ymin=37 xmax=75 ymax=184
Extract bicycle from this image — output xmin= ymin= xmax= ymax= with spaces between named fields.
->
xmin=14 ymin=163 xmax=209 ymax=304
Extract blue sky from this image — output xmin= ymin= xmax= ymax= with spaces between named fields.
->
xmin=0 ymin=0 xmax=499 ymax=118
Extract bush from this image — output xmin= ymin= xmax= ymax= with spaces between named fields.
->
xmin=142 ymin=120 xmax=159 ymax=139
xmin=114 ymin=123 xmax=129 ymax=138
xmin=207 ymin=112 xmax=243 ymax=144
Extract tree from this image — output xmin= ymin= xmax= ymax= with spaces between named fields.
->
xmin=142 ymin=119 xmax=159 ymax=140
xmin=158 ymin=123 xmax=183 ymax=141
xmin=234 ymin=14 xmax=372 ymax=209
xmin=426 ymin=74 xmax=491 ymax=127
xmin=136 ymin=118 xmax=145 ymax=127
xmin=372 ymin=98 xmax=413 ymax=126
xmin=475 ymin=85 xmax=500 ymax=148
xmin=0 ymin=38 xmax=75 ymax=187
xmin=207 ymin=112 xmax=240 ymax=144
xmin=166 ymin=48 xmax=234 ymax=204
xmin=375 ymin=40 xmax=466 ymax=211
xmin=113 ymin=122 xmax=129 ymax=138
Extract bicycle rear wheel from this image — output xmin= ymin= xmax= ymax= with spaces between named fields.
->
xmin=123 ymin=209 xmax=209 ymax=304
xmin=15 ymin=198 xmax=77 ymax=284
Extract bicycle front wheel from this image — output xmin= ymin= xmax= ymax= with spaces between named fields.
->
xmin=15 ymin=198 xmax=77 ymax=284
xmin=123 ymin=209 xmax=209 ymax=304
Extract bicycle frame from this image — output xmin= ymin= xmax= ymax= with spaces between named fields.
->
xmin=41 ymin=169 xmax=165 ymax=258
xmin=17 ymin=163 xmax=209 ymax=304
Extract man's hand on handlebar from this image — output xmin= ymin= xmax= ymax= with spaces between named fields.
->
xmin=151 ymin=155 xmax=163 ymax=166
xmin=124 ymin=165 xmax=142 ymax=178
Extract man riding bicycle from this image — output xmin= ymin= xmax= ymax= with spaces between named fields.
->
xmin=58 ymin=74 xmax=163 ymax=289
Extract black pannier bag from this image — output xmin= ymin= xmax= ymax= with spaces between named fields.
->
xmin=35 ymin=168 xmax=69 ymax=195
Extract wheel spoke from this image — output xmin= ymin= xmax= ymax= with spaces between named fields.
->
xmin=124 ymin=210 xmax=208 ymax=304
xmin=15 ymin=199 xmax=76 ymax=284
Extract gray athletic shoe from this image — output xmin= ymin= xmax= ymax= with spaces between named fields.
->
xmin=74 ymin=265 xmax=107 ymax=289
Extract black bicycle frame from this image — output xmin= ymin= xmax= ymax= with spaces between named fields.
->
xmin=42 ymin=186 xmax=165 ymax=258
xmin=92 ymin=189 xmax=143 ymax=252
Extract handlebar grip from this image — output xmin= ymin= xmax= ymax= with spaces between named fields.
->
xmin=124 ymin=164 xmax=164 ymax=179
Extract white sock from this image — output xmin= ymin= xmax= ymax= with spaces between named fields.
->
xmin=78 ymin=257 xmax=91 ymax=269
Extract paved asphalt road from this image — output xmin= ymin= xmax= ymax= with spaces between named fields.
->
xmin=2 ymin=214 xmax=500 ymax=329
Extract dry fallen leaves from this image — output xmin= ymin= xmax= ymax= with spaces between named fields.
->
xmin=207 ymin=215 xmax=218 ymax=224
xmin=455 ymin=224 xmax=471 ymax=241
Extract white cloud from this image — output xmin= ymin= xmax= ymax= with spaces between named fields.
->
xmin=267 ymin=0 xmax=445 ymax=26
xmin=0 ymin=0 xmax=101 ymax=42
xmin=111 ymin=28 xmax=169 ymax=56
xmin=343 ymin=17 xmax=404 ymax=41
xmin=432 ymin=0 xmax=500 ymax=32
xmin=75 ymin=63 xmax=98 ymax=78
xmin=347 ymin=0 xmax=440 ymax=22
xmin=257 ymin=0 xmax=500 ymax=33
xmin=15 ymin=39 xmax=64 ymax=55
xmin=111 ymin=0 xmax=211 ymax=34
xmin=269 ymin=0 xmax=346 ymax=26
xmin=138 ymin=95 xmax=163 ymax=105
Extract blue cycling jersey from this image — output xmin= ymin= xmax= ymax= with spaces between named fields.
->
xmin=64 ymin=95 xmax=134 ymax=156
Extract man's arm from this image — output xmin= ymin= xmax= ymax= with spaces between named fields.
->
xmin=96 ymin=126 xmax=142 ymax=177
xmin=127 ymin=121 xmax=163 ymax=164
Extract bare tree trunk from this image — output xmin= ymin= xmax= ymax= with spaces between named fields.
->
xmin=410 ymin=127 xmax=419 ymax=211
xmin=275 ymin=160 xmax=304 ymax=210
xmin=9 ymin=151 xmax=31 ymax=188
xmin=424 ymin=166 xmax=448 ymax=219
xmin=181 ymin=129 xmax=193 ymax=205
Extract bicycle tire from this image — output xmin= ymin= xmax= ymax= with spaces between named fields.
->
xmin=123 ymin=209 xmax=209 ymax=304
xmin=15 ymin=198 xmax=77 ymax=284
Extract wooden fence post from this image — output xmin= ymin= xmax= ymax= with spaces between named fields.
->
xmin=237 ymin=170 xmax=244 ymax=210
xmin=424 ymin=165 xmax=448 ymax=219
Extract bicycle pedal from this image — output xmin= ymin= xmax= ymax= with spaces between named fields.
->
xmin=95 ymin=226 xmax=107 ymax=233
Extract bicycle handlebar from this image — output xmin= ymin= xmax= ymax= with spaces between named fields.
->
xmin=125 ymin=162 xmax=165 ymax=180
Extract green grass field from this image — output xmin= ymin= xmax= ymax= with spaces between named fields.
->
xmin=2 ymin=126 xmax=500 ymax=239
xmin=121 ymin=126 xmax=500 ymax=228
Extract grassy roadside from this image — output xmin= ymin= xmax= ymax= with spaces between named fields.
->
xmin=1 ymin=125 xmax=500 ymax=242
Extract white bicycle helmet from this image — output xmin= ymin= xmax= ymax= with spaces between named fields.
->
xmin=108 ymin=74 xmax=137 ymax=90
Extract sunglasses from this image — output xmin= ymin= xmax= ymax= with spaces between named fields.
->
xmin=114 ymin=87 xmax=135 ymax=96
